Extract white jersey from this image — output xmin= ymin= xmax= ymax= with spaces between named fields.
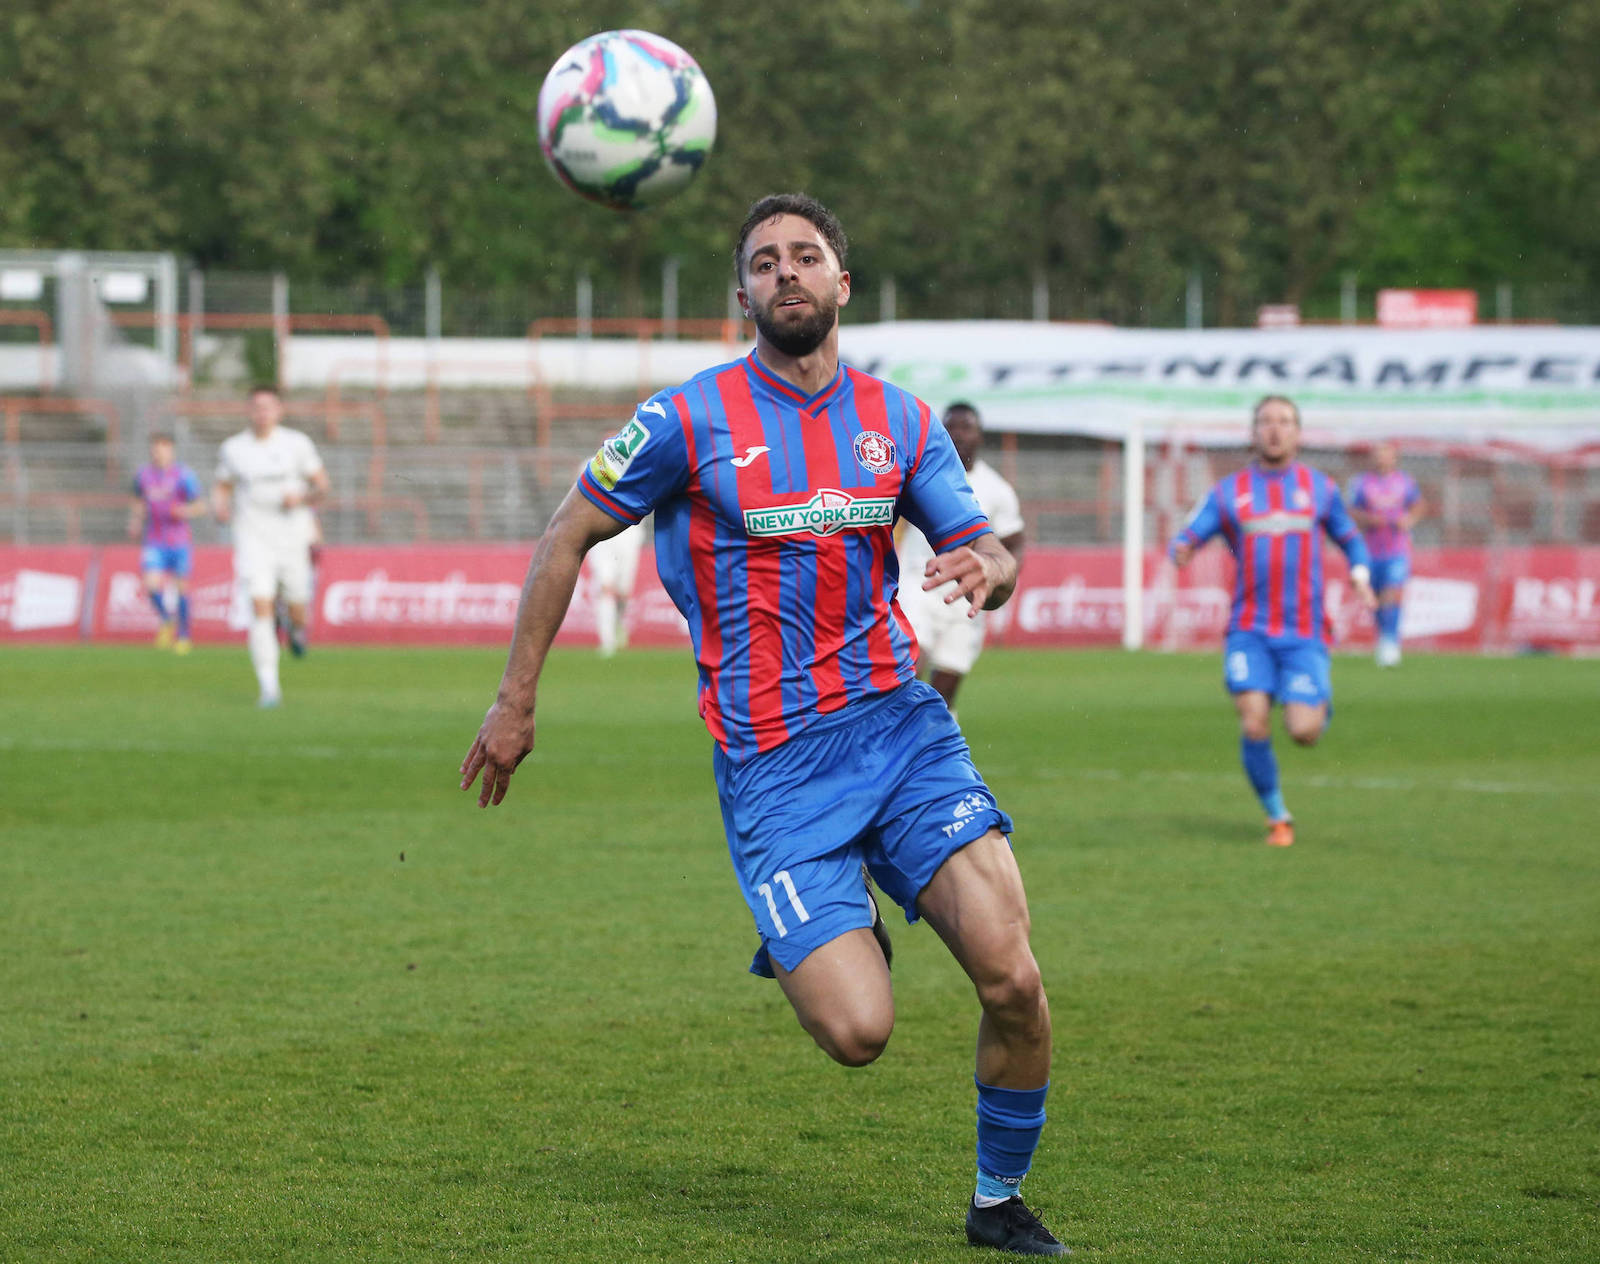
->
xmin=215 ymin=426 xmax=324 ymax=548
xmin=897 ymin=458 xmax=1023 ymax=578
xmin=587 ymin=520 xmax=648 ymax=593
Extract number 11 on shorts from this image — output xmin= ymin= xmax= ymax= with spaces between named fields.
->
xmin=758 ymin=869 xmax=810 ymax=937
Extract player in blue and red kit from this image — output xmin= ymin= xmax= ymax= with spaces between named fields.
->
xmin=1349 ymin=441 xmax=1424 ymax=667
xmin=128 ymin=432 xmax=205 ymax=653
xmin=462 ymin=194 xmax=1065 ymax=1256
xmin=1169 ymin=396 xmax=1376 ymax=848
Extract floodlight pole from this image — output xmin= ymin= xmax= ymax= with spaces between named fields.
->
xmin=1122 ymin=416 xmax=1145 ymax=650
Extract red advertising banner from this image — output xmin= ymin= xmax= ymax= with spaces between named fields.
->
xmin=0 ymin=546 xmax=95 ymax=641
xmin=3 ymin=542 xmax=1598 ymax=654
xmin=1375 ymin=288 xmax=1478 ymax=329
xmin=94 ymin=546 xmax=241 ymax=643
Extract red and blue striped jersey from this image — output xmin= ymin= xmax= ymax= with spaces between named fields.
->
xmin=577 ymin=352 xmax=991 ymax=762
xmin=132 ymin=462 xmax=201 ymax=548
xmin=1170 ymin=461 xmax=1370 ymax=642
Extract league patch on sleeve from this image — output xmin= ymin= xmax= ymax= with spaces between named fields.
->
xmin=589 ymin=415 xmax=653 ymax=490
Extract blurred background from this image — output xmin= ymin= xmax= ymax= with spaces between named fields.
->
xmin=3 ymin=0 xmax=1598 ymax=649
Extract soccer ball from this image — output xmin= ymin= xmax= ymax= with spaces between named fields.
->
xmin=537 ymin=30 xmax=717 ymax=210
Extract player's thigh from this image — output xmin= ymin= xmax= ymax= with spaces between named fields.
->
xmin=915 ymin=827 xmax=1034 ymax=984
xmin=236 ymin=543 xmax=279 ymax=604
xmin=277 ymin=540 xmax=314 ymax=606
xmin=1372 ymin=556 xmax=1410 ymax=598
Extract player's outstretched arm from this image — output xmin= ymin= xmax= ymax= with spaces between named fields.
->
xmin=923 ymin=532 xmax=1017 ymax=616
xmin=460 ymin=488 xmax=632 ymax=808
xmin=1169 ymin=489 xmax=1221 ymax=568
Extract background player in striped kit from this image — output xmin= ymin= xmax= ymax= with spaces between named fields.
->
xmin=462 ymin=194 xmax=1066 ymax=1255
xmin=1169 ymin=396 xmax=1376 ymax=848
xmin=128 ymin=432 xmax=206 ymax=653
xmin=1349 ymin=441 xmax=1425 ymax=667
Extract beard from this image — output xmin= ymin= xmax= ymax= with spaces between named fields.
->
xmin=752 ymin=286 xmax=837 ymax=357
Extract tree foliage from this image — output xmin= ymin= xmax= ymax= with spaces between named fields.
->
xmin=2 ymin=0 xmax=1596 ymax=320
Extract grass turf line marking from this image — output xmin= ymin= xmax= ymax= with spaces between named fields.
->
xmin=1031 ymin=765 xmax=1600 ymax=798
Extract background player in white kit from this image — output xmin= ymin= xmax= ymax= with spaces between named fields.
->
xmin=584 ymin=518 xmax=647 ymax=656
xmin=896 ymin=402 xmax=1025 ymax=716
xmin=211 ymin=385 xmax=330 ymax=707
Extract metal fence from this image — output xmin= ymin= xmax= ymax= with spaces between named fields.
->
xmin=9 ymin=422 xmax=1599 ymax=551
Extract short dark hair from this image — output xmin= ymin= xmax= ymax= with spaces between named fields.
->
xmin=943 ymin=401 xmax=982 ymax=424
xmin=249 ymin=383 xmax=279 ymax=399
xmin=1251 ymin=394 xmax=1300 ymax=427
xmin=734 ymin=193 xmax=848 ymax=283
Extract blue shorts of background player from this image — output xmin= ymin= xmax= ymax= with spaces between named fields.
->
xmin=1369 ymin=554 xmax=1410 ymax=596
xmin=1224 ymin=629 xmax=1332 ymax=709
xmin=141 ymin=542 xmax=193 ymax=580
xmin=713 ymin=679 xmax=1014 ymax=978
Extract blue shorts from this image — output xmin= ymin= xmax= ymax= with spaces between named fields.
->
xmin=713 ymin=680 xmax=1013 ymax=977
xmin=1224 ymin=630 xmax=1332 ymax=707
xmin=1370 ymin=555 xmax=1410 ymax=596
xmin=140 ymin=543 xmax=193 ymax=579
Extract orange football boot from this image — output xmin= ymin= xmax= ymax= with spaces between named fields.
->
xmin=1266 ymin=819 xmax=1295 ymax=848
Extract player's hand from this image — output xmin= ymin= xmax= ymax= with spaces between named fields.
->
xmin=282 ymin=491 xmax=303 ymax=510
xmin=1171 ymin=540 xmax=1194 ymax=567
xmin=459 ymin=698 xmax=536 ymax=808
xmin=923 ymin=546 xmax=997 ymax=619
xmin=1353 ymin=575 xmax=1379 ymax=611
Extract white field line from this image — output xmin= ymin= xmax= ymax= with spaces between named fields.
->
xmin=1030 ymin=765 xmax=1599 ymax=798
xmin=0 ymin=735 xmax=440 ymax=761
xmin=2 ymin=736 xmax=1592 ymax=798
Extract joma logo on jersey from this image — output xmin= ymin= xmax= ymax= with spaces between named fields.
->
xmin=744 ymin=489 xmax=895 ymax=538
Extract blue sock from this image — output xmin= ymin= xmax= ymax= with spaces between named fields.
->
xmin=148 ymin=590 xmax=169 ymax=622
xmin=1378 ymin=604 xmax=1401 ymax=639
xmin=1241 ymin=736 xmax=1288 ymax=821
xmin=975 ymin=1078 xmax=1047 ymax=1206
xmin=176 ymin=594 xmax=191 ymax=638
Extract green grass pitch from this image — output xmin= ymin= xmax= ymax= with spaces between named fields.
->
xmin=2 ymin=644 xmax=1597 ymax=1262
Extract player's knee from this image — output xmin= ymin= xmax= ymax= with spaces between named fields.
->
xmin=812 ymin=1012 xmax=893 ymax=1067
xmin=1239 ymin=714 xmax=1272 ymax=742
xmin=976 ymin=955 xmax=1047 ymax=1034
xmin=1286 ymin=715 xmax=1325 ymax=745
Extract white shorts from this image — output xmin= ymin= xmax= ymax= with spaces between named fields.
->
xmin=899 ymin=580 xmax=986 ymax=675
xmin=588 ymin=528 xmax=645 ymax=595
xmin=236 ymin=533 xmax=314 ymax=605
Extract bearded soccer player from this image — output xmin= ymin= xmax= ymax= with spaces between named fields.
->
xmin=462 ymin=194 xmax=1065 ymax=1256
xmin=1169 ymin=396 xmax=1376 ymax=848
xmin=1349 ymin=441 xmax=1424 ymax=667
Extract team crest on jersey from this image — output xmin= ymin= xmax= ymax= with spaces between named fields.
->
xmin=1292 ymin=488 xmax=1311 ymax=510
xmin=744 ymin=489 xmax=895 ymax=538
xmin=852 ymin=430 xmax=896 ymax=475
xmin=589 ymin=415 xmax=652 ymax=490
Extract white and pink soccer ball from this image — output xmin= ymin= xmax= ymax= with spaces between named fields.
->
xmin=537 ymin=30 xmax=717 ymax=211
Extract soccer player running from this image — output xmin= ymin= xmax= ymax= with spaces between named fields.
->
xmin=462 ymin=194 xmax=1066 ymax=1256
xmin=128 ymin=432 xmax=206 ymax=653
xmin=1168 ymin=396 xmax=1376 ymax=848
xmin=211 ymin=385 xmax=329 ymax=707
xmin=897 ymin=402 xmax=1025 ymax=717
xmin=1349 ymin=441 xmax=1424 ymax=667
xmin=584 ymin=517 xmax=648 ymax=656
